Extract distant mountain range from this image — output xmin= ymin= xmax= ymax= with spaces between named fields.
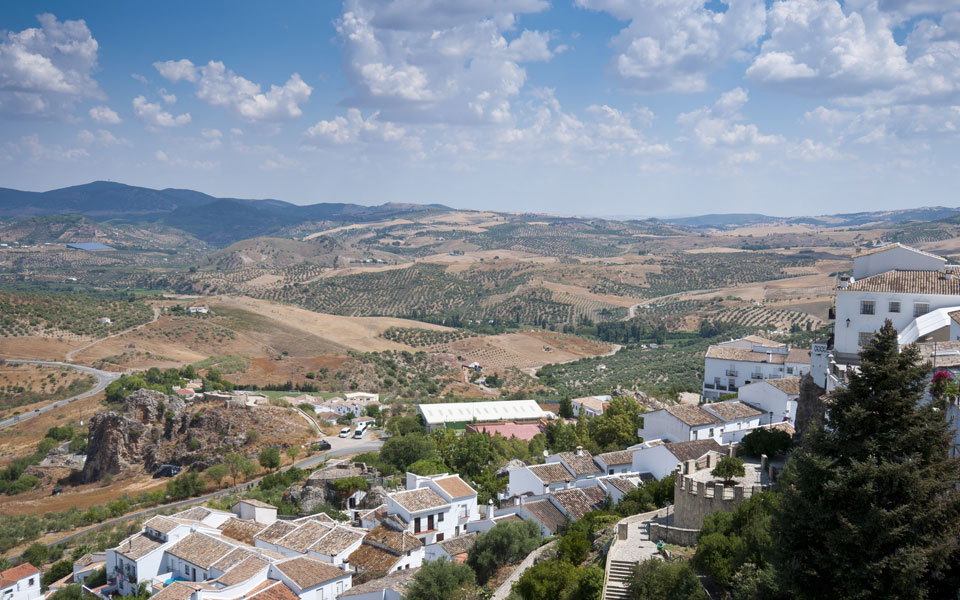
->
xmin=662 ymin=207 xmax=960 ymax=229
xmin=0 ymin=181 xmax=450 ymax=245
xmin=1 ymin=181 xmax=958 ymax=245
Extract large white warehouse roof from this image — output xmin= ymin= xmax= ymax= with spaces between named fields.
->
xmin=417 ymin=400 xmax=547 ymax=426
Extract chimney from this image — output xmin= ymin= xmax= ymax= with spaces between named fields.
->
xmin=766 ymin=351 xmax=772 ymax=363
xmin=760 ymin=453 xmax=768 ymax=471
xmin=727 ymin=444 xmax=736 ymax=458
xmin=685 ymin=459 xmax=696 ymax=474
xmin=839 ymin=275 xmax=850 ymax=289
xmin=947 ymin=272 xmax=954 ymax=281
xmin=486 ymin=499 xmax=494 ymax=520
xmin=706 ymin=453 xmax=716 ymax=469
xmin=575 ymin=446 xmax=583 ymax=456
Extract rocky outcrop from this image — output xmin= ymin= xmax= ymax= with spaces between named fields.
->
xmin=283 ymin=462 xmax=380 ymax=513
xmin=82 ymin=388 xmax=259 ymax=483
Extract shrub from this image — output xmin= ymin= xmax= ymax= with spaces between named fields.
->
xmin=740 ymin=428 xmax=793 ymax=458
xmin=712 ymin=456 xmax=745 ymax=485
xmin=405 ymin=559 xmax=476 ymax=600
xmin=467 ymin=520 xmax=541 ymax=584
xmin=627 ymin=559 xmax=706 ymax=600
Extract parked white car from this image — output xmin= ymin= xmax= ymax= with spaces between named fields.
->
xmin=339 ymin=427 xmax=352 ymax=438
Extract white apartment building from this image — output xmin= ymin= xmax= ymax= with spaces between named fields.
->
xmin=631 ymin=439 xmax=726 ymax=479
xmin=703 ymin=336 xmax=810 ymax=399
xmin=385 ymin=474 xmax=479 ymax=545
xmin=507 ymin=462 xmax=575 ymax=497
xmin=737 ymin=377 xmax=801 ymax=426
xmin=835 ymin=244 xmax=960 ymax=359
xmin=0 ymin=564 xmax=41 ymax=600
xmin=571 ymin=395 xmax=610 ymax=418
xmin=637 ymin=402 xmax=763 ymax=444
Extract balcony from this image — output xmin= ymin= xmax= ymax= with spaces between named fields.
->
xmin=751 ymin=373 xmax=763 ymax=379
xmin=729 ymin=386 xmax=738 ymax=392
xmin=703 ymin=383 xmax=716 ymax=390
xmin=715 ymin=385 xmax=728 ymax=392
xmin=725 ymin=370 xmax=738 ymax=377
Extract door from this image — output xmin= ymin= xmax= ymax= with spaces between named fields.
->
xmin=414 ymin=517 xmax=421 ymax=533
xmin=427 ymin=514 xmax=434 ymax=530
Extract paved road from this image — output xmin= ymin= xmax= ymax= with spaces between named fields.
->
xmin=44 ymin=435 xmax=382 ymax=549
xmin=0 ymin=360 xmax=121 ymax=430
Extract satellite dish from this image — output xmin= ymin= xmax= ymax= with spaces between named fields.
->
xmin=542 ymin=450 xmax=549 ymax=457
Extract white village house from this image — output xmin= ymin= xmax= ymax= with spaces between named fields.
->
xmin=702 ymin=336 xmax=810 ymax=399
xmin=736 ymin=377 xmax=801 ymax=426
xmin=0 ymin=564 xmax=41 ymax=600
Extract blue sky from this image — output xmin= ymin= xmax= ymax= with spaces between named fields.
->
xmin=0 ymin=0 xmax=958 ymax=217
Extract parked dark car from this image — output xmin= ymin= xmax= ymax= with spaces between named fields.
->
xmin=52 ymin=486 xmax=62 ymax=496
xmin=153 ymin=464 xmax=182 ymax=478
xmin=311 ymin=440 xmax=331 ymax=451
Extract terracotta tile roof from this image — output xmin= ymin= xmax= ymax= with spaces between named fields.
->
xmin=663 ymin=439 xmax=725 ymax=463
xmin=360 ymin=505 xmax=386 ymax=522
xmin=254 ymin=521 xmax=298 ymax=544
xmin=595 ymin=450 xmax=633 ymax=466
xmin=664 ymin=405 xmax=723 ymax=427
xmin=764 ymin=377 xmax=801 ymax=395
xmin=438 ymin=532 xmax=477 ymax=557
xmin=166 ymin=533 xmax=235 ymax=569
xmin=433 ymin=476 xmax=476 ymax=499
xmin=580 ymin=486 xmax=607 ymax=506
xmin=603 ymin=477 xmax=637 ymax=494
xmin=275 ymin=557 xmax=348 ymax=590
xmin=705 ymin=345 xmax=783 ymax=363
xmin=173 ymin=507 xmax=212 ymax=522
xmin=75 ymin=553 xmax=105 ymax=568
xmin=527 ymin=463 xmax=574 ymax=484
xmin=310 ymin=513 xmax=337 ymax=525
xmin=308 ymin=527 xmax=364 ymax=557
xmin=522 ymin=499 xmax=566 ymax=534
xmin=556 ymin=450 xmax=603 ymax=476
xmin=0 ymin=564 xmax=39 ymax=587
xmin=704 ymin=401 xmax=762 ymax=421
xmin=237 ymin=499 xmax=275 ymax=509
xmin=211 ymin=548 xmax=255 ymax=573
xmin=786 ymin=348 xmax=810 ymax=364
xmin=572 ymin=396 xmax=607 ymax=412
xmin=277 ymin=521 xmax=334 ymax=554
xmin=246 ymin=581 xmax=301 ymax=600
xmin=735 ymin=335 xmax=784 ymax=347
xmin=844 ymin=269 xmax=960 ymax=294
xmin=346 ymin=544 xmax=402 ymax=576
xmin=391 ymin=488 xmax=448 ymax=513
xmin=219 ymin=518 xmax=266 ymax=545
xmin=494 ymin=514 xmax=524 ymax=524
xmin=550 ymin=488 xmax=595 ymax=520
xmin=215 ymin=556 xmax=270 ymax=587
xmin=115 ymin=533 xmax=164 ymax=560
xmin=149 ymin=582 xmax=195 ymax=600
xmin=363 ymin=525 xmax=423 ymax=554
xmin=340 ymin=567 xmax=419 ymax=597
xmin=145 ymin=516 xmax=180 ymax=535
xmin=856 ymin=242 xmax=943 ymax=260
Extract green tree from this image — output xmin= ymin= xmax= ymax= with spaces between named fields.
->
xmin=258 ymin=447 xmax=281 ymax=471
xmin=513 ymin=560 xmax=579 ymax=600
xmin=22 ymin=542 xmax=49 ymax=566
xmin=450 ymin=433 xmax=492 ymax=478
xmin=205 ymin=464 xmax=228 ymax=488
xmin=774 ymin=321 xmax=960 ymax=599
xmin=42 ymin=560 xmax=73 ymax=589
xmin=711 ymin=456 xmax=745 ymax=485
xmin=627 ymin=559 xmax=706 ymax=600
xmin=166 ymin=471 xmax=203 ymax=500
xmin=224 ymin=452 xmax=253 ymax=486
xmin=467 ymin=520 xmax=542 ymax=584
xmin=559 ymin=397 xmax=574 ymax=419
xmin=405 ymin=559 xmax=477 ymax=600
xmin=49 ymin=584 xmax=82 ymax=600
xmin=285 ymin=446 xmax=301 ymax=463
xmin=380 ymin=434 xmax=437 ymax=472
xmin=407 ymin=458 xmax=449 ymax=476
xmin=740 ymin=428 xmax=792 ymax=458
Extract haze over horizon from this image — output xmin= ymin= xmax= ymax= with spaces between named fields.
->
xmin=1 ymin=1 xmax=958 ymax=217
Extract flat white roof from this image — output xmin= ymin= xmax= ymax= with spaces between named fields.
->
xmin=417 ymin=400 xmax=547 ymax=426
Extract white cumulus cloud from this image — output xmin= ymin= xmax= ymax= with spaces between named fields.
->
xmin=576 ymin=0 xmax=767 ymax=93
xmin=88 ymin=105 xmax=122 ymax=124
xmin=153 ymin=59 xmax=312 ymax=122
xmin=0 ymin=14 xmax=102 ymax=118
xmin=132 ymin=95 xmax=191 ymax=129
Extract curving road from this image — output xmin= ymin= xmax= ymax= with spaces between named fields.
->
xmin=0 ymin=360 xmax=120 ymax=430
xmin=65 ymin=306 xmax=160 ymax=362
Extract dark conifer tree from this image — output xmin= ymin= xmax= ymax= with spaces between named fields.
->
xmin=774 ymin=320 xmax=960 ymax=599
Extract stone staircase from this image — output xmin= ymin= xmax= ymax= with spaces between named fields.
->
xmin=603 ymin=560 xmax=638 ymax=600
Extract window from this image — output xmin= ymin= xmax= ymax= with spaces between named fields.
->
xmin=436 ymin=533 xmax=445 ymax=542
xmin=915 ymin=302 xmax=930 ymax=317
xmin=860 ymin=300 xmax=875 ymax=315
xmin=708 ymin=428 xmax=714 ymax=438
xmin=638 ymin=417 xmax=644 ymax=429
xmin=889 ymin=301 xmax=900 ymax=313
xmin=609 ymin=469 xmax=614 ymax=475
xmin=438 ymin=512 xmax=444 ymax=522
xmin=786 ymin=366 xmax=794 ymax=375
xmin=28 ymin=580 xmax=34 ymax=587
xmin=459 ymin=505 xmax=467 ymax=519
xmin=414 ymin=517 xmax=421 ymax=533
xmin=858 ymin=332 xmax=874 ymax=347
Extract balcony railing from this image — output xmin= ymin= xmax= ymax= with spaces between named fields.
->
xmin=751 ymin=373 xmax=763 ymax=379
xmin=715 ymin=385 xmax=728 ymax=392
xmin=725 ymin=370 xmax=738 ymax=377
xmin=729 ymin=386 xmax=738 ymax=392
xmin=703 ymin=383 xmax=716 ymax=390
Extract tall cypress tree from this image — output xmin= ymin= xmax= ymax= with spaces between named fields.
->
xmin=773 ymin=321 xmax=960 ymax=599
